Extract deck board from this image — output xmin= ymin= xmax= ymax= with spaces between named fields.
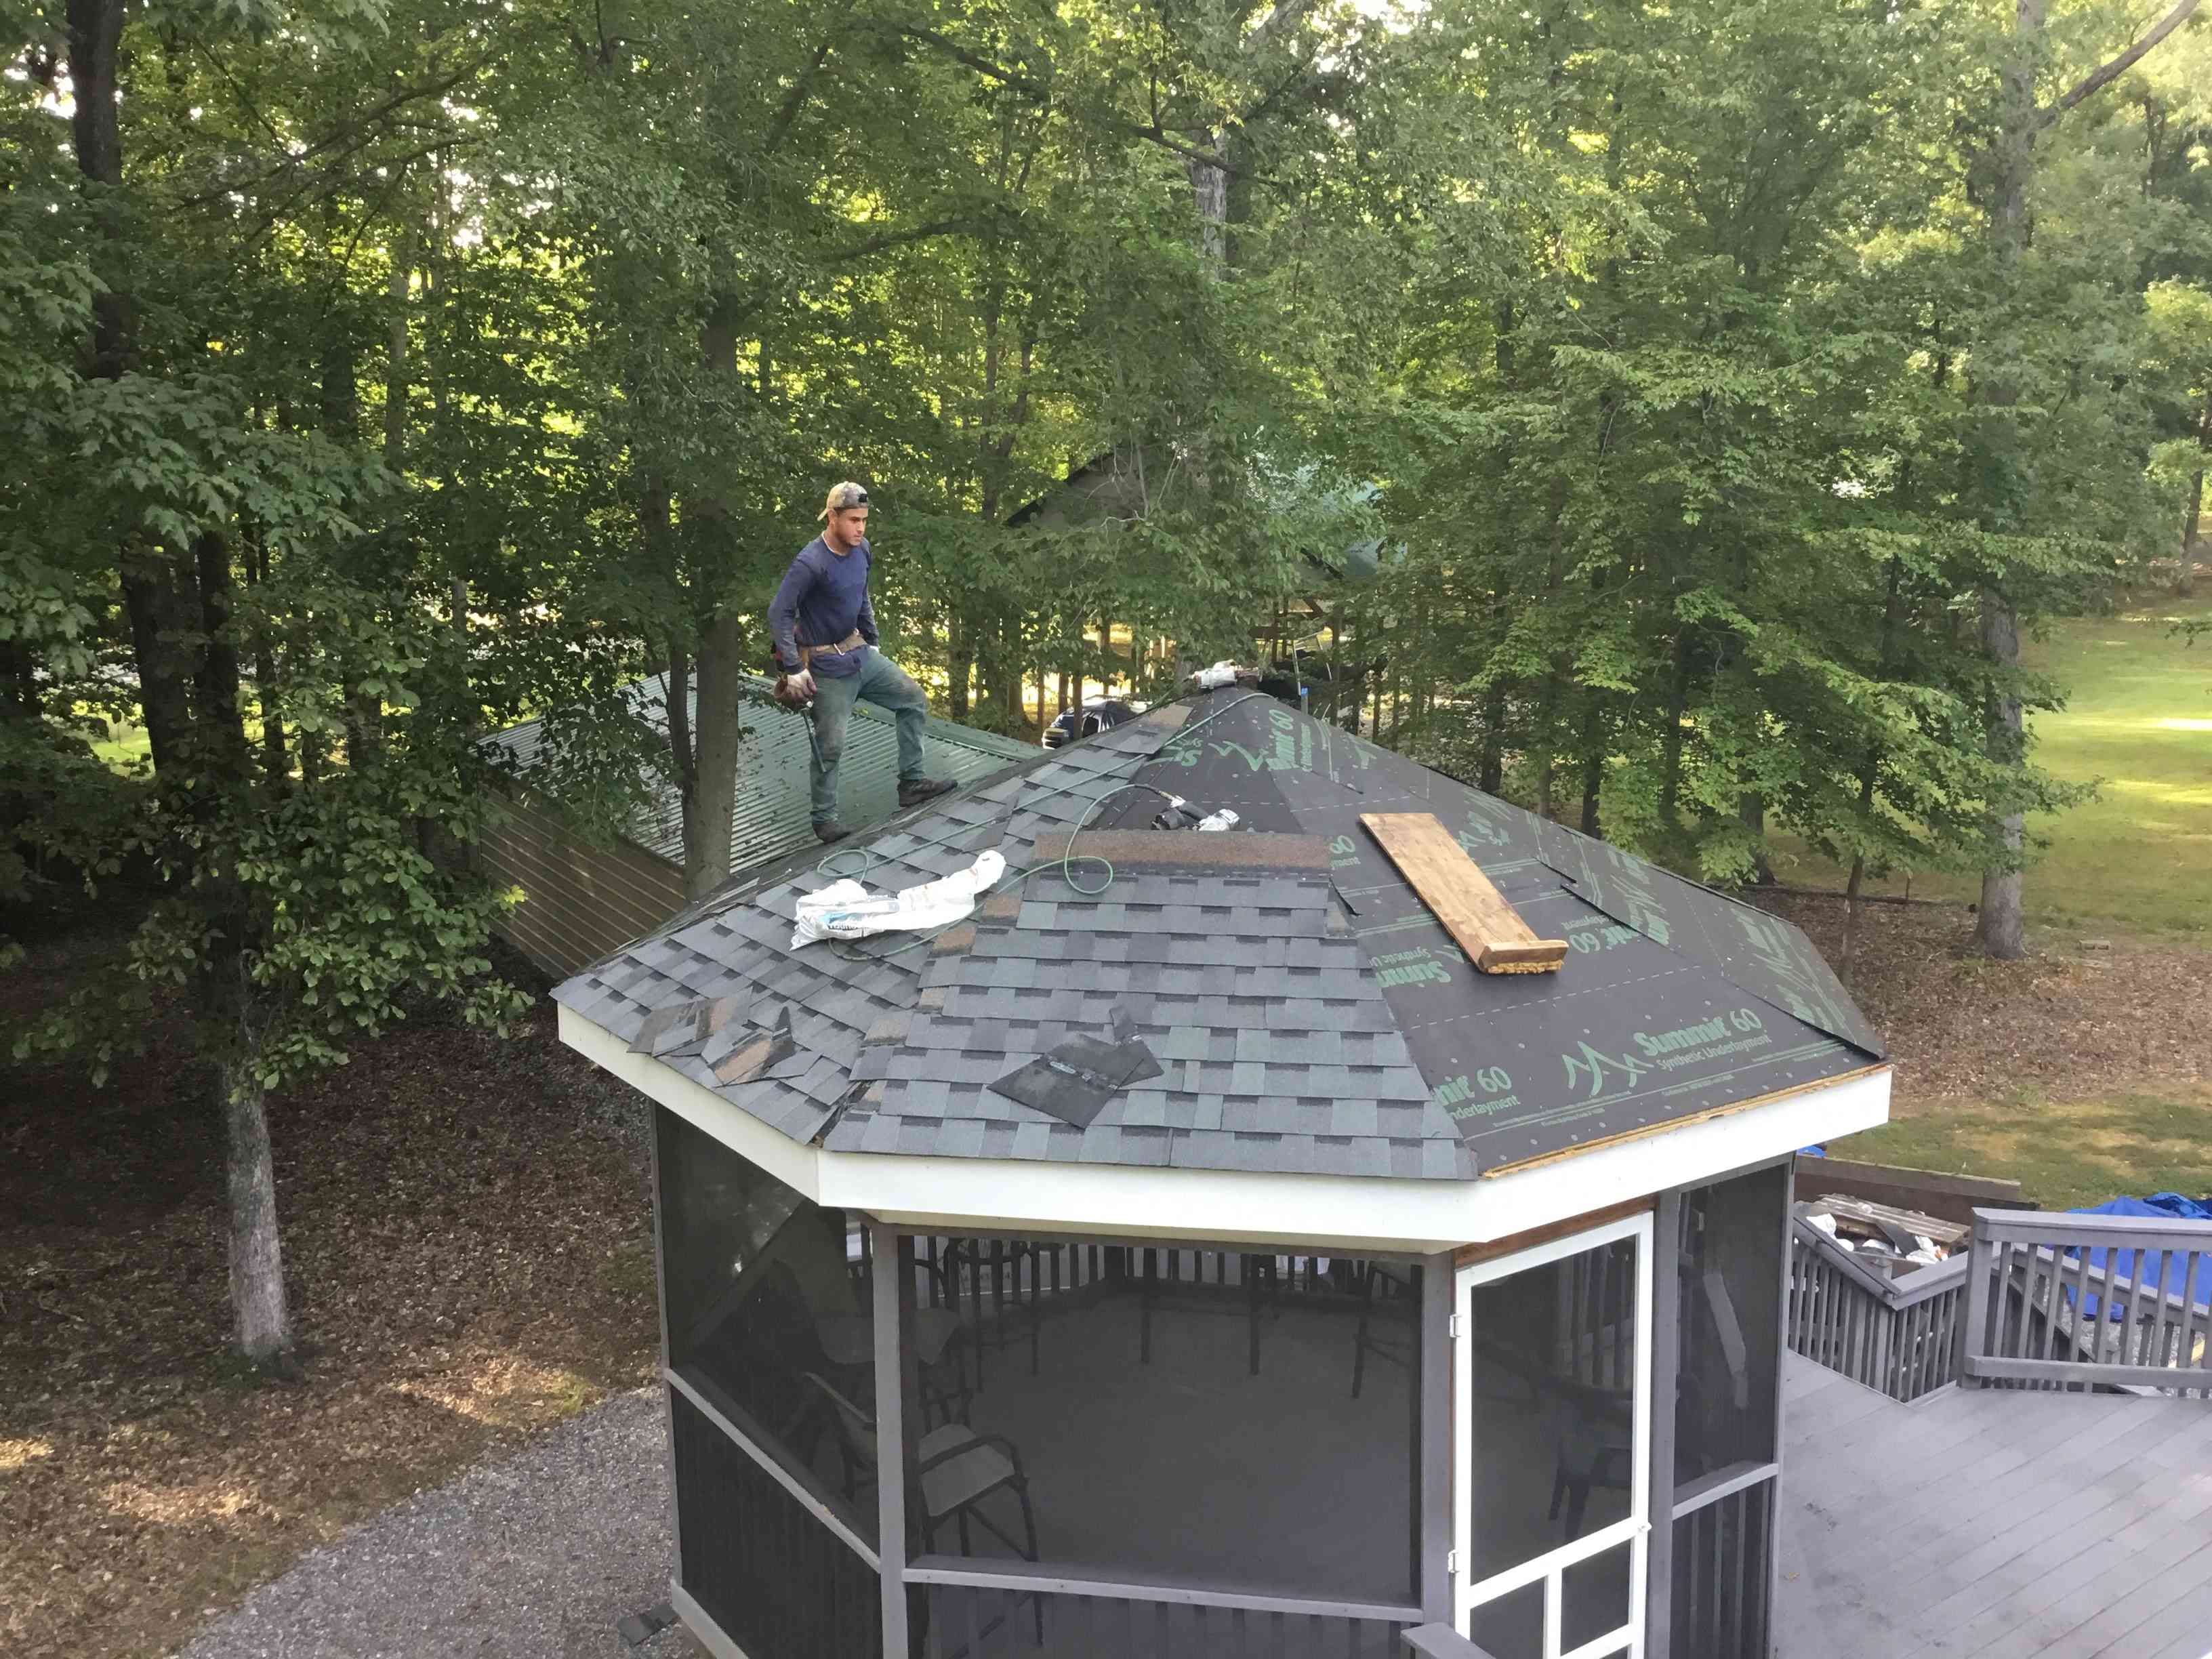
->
xmin=1778 ymin=1353 xmax=2212 ymax=1658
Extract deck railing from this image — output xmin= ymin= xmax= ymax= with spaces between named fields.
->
xmin=1961 ymin=1207 xmax=2212 ymax=1395
xmin=1786 ymin=1217 xmax=1968 ymax=1400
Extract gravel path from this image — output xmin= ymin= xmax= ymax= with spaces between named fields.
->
xmin=178 ymin=1389 xmax=673 ymax=1659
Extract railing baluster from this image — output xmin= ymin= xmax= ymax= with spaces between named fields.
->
xmin=2173 ymin=1250 xmax=2196 ymax=1379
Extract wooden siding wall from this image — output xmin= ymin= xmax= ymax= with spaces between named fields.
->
xmin=479 ymin=786 xmax=686 ymax=979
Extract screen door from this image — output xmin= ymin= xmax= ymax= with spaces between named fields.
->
xmin=1454 ymin=1211 xmax=1652 ymax=1658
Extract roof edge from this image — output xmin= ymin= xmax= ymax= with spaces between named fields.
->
xmin=560 ymin=1004 xmax=1891 ymax=1249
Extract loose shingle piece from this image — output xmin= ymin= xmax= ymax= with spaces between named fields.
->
xmin=555 ymin=692 xmax=1882 ymax=1178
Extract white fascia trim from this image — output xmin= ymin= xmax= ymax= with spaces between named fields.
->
xmin=560 ymin=1005 xmax=1891 ymax=1250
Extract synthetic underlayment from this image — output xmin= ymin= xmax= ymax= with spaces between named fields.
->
xmin=553 ymin=689 xmax=1883 ymax=1180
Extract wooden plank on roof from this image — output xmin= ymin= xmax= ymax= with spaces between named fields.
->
xmin=1359 ymin=811 xmax=1569 ymax=974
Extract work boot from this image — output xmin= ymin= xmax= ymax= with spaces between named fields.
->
xmin=898 ymin=777 xmax=955 ymax=807
xmin=813 ymin=820 xmax=852 ymax=844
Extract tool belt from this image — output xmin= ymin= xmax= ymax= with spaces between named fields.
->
xmin=771 ymin=631 xmax=866 ymax=709
xmin=796 ymin=630 xmax=866 ymax=666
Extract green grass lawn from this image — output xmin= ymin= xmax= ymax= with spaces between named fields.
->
xmin=1774 ymin=590 xmax=2212 ymax=1197
xmin=1839 ymin=1085 xmax=2212 ymax=1210
xmin=1774 ymin=590 xmax=2212 ymax=942
xmin=87 ymin=713 xmax=151 ymax=770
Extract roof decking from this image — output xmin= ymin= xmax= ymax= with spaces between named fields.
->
xmin=553 ymin=690 xmax=1883 ymax=1183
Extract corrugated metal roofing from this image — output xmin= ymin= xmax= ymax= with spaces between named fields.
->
xmin=553 ymin=691 xmax=1885 ymax=1183
xmin=484 ymin=672 xmax=1036 ymax=880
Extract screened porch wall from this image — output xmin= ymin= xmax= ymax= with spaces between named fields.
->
xmin=893 ymin=1235 xmax=1426 ymax=1597
xmin=1651 ymin=1161 xmax=1793 ymax=1659
xmin=886 ymin=1230 xmax=1441 ymax=1656
xmin=651 ymin=1107 xmax=885 ymax=1658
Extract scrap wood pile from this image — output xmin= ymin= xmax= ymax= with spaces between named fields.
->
xmin=1799 ymin=1193 xmax=1965 ymax=1274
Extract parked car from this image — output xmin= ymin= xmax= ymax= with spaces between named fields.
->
xmin=1042 ymin=698 xmax=1140 ymax=749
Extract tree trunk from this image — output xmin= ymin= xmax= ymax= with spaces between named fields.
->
xmin=1972 ymin=0 xmax=2041 ymax=960
xmin=384 ymin=225 xmax=409 ymax=467
xmin=1976 ymin=590 xmax=2027 ymax=958
xmin=243 ymin=524 xmax=288 ymax=787
xmin=1841 ymin=852 xmax=1866 ymax=987
xmin=0 ymin=640 xmax=36 ymax=719
xmin=1659 ymin=632 xmax=1692 ymax=830
xmin=218 ymin=1049 xmax=293 ymax=1367
xmin=684 ymin=613 xmax=746 ymax=901
xmin=1185 ymin=135 xmax=1229 ymax=268
xmin=2180 ymin=398 xmax=2205 ymax=597
xmin=2183 ymin=463 xmax=2203 ymax=598
xmin=195 ymin=532 xmax=253 ymax=785
xmin=674 ymin=299 xmax=754 ymax=897
xmin=949 ymin=622 xmax=972 ymax=720
xmin=321 ymin=335 xmax=384 ymax=770
xmin=119 ymin=551 xmax=198 ymax=775
xmin=1580 ymin=703 xmax=1605 ymax=838
xmin=1740 ymin=794 xmax=1772 ymax=883
xmin=1479 ymin=669 xmax=1505 ymax=797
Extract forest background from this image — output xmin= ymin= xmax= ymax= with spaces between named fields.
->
xmin=6 ymin=0 xmax=2212 ymax=1374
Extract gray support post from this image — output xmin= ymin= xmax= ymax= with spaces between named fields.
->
xmin=872 ymin=1223 xmax=911 ymax=1657
xmin=1645 ymin=1188 xmax=1683 ymax=1659
xmin=1420 ymin=1252 xmax=1453 ymax=1622
xmin=1959 ymin=1210 xmax=1994 ymax=1385
xmin=1764 ymin=1158 xmax=1795 ymax=1659
xmin=646 ymin=1110 xmax=684 ymax=1601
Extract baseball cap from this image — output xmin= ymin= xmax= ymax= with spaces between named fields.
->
xmin=819 ymin=481 xmax=870 ymax=519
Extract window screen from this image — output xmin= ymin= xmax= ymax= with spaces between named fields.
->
xmin=1674 ymin=1164 xmax=1787 ymax=1484
xmin=654 ymin=1107 xmax=876 ymax=1544
xmin=1463 ymin=1233 xmax=1639 ymax=1587
xmin=671 ymin=1387 xmax=882 ymax=1658
xmin=896 ymin=1239 xmax=1422 ymax=1603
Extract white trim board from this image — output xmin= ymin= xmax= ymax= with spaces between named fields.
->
xmin=560 ymin=1005 xmax=1889 ymax=1250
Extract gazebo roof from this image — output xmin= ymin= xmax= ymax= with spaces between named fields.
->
xmin=552 ymin=690 xmax=1884 ymax=1193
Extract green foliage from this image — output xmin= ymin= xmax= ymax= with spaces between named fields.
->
xmin=9 ymin=0 xmax=2211 ymax=1044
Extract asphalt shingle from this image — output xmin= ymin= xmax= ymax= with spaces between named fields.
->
xmin=554 ymin=691 xmax=1881 ymax=1182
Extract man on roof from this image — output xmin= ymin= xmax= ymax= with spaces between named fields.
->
xmin=769 ymin=481 xmax=953 ymax=844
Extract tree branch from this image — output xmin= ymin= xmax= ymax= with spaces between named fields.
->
xmin=2043 ymin=0 xmax=2203 ymax=126
xmin=764 ymin=37 xmax=837 ymax=153
xmin=177 ymin=49 xmax=504 ymax=207
xmin=886 ymin=23 xmax=1264 ymax=178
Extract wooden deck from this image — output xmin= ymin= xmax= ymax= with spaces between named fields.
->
xmin=1776 ymin=1353 xmax=2212 ymax=1659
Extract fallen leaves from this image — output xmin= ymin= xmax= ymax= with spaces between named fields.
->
xmin=1758 ymin=895 xmax=2212 ymax=1107
xmin=1 ymin=918 xmax=658 ymax=1659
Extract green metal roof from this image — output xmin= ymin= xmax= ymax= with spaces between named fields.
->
xmin=485 ymin=672 xmax=1036 ymax=881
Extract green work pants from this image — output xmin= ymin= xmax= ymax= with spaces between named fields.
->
xmin=808 ymin=648 xmax=928 ymax=825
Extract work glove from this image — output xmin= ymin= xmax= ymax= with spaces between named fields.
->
xmin=790 ymin=668 xmax=816 ymax=701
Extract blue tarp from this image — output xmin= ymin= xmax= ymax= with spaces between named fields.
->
xmin=2067 ymin=1193 xmax=2212 ymax=1319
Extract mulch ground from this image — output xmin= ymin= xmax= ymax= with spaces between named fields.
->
xmin=4 ymin=886 xmax=2207 ymax=1659
xmin=0 ymin=898 xmax=659 ymax=1659
xmin=1755 ymin=893 xmax=2212 ymax=1107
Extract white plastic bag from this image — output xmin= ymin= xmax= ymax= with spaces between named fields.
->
xmin=792 ymin=851 xmax=1007 ymax=947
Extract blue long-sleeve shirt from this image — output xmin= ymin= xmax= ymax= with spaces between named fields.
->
xmin=768 ymin=536 xmax=878 ymax=678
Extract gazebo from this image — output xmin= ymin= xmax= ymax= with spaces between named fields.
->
xmin=551 ymin=689 xmax=1890 ymax=1659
